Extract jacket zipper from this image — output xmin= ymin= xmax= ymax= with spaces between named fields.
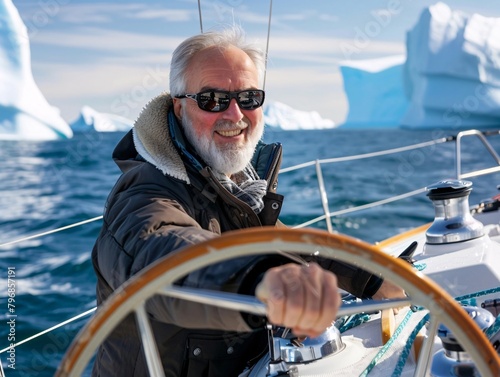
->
xmin=263 ymin=143 xmax=282 ymax=192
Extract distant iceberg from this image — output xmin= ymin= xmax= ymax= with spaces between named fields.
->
xmin=0 ymin=0 xmax=73 ymax=140
xmin=70 ymin=106 xmax=133 ymax=133
xmin=340 ymin=2 xmax=500 ymax=129
xmin=340 ymin=55 xmax=409 ymax=128
xmin=264 ymin=101 xmax=335 ymax=130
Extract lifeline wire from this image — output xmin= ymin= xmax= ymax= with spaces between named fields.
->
xmin=0 ymin=216 xmax=103 ymax=248
xmin=0 ymin=308 xmax=96 ymax=353
xmin=280 ymin=138 xmax=449 ymax=173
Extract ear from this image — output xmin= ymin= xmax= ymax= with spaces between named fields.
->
xmin=173 ymin=97 xmax=183 ymax=119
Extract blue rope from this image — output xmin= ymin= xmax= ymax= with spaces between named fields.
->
xmin=454 ymin=286 xmax=500 ymax=302
xmin=485 ymin=314 xmax=500 ymax=339
xmin=359 ymin=310 xmax=415 ymax=377
xmin=364 ymin=285 xmax=500 ymax=376
xmin=338 ymin=313 xmax=371 ymax=334
xmin=413 ymin=263 xmax=426 ymax=271
xmin=391 ymin=313 xmax=430 ymax=377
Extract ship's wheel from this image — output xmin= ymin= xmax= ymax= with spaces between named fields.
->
xmin=56 ymin=227 xmax=500 ymax=376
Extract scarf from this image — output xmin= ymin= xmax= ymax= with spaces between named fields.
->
xmin=214 ymin=165 xmax=268 ymax=214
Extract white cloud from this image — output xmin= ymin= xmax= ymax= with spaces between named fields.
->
xmin=266 ymin=35 xmax=405 ymax=61
xmin=318 ymin=14 xmax=340 ymax=22
xmin=57 ymin=3 xmax=195 ymax=24
xmin=32 ymin=27 xmax=183 ymax=53
xmin=134 ymin=9 xmax=194 ymax=22
xmin=34 ymin=61 xmax=170 ymax=121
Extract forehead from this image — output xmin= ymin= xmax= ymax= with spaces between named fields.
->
xmin=185 ymin=45 xmax=259 ymax=91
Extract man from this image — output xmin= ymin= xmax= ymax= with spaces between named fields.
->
xmin=91 ymin=27 xmax=401 ymax=376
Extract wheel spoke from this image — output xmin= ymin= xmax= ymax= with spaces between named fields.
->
xmin=414 ymin=315 xmax=438 ymax=377
xmin=161 ymin=286 xmax=267 ymax=315
xmin=135 ymin=305 xmax=166 ymax=377
xmin=161 ymin=285 xmax=412 ymax=318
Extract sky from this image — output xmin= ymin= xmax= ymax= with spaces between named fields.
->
xmin=13 ymin=0 xmax=500 ymax=125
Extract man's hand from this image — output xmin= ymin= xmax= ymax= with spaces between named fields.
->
xmin=255 ymin=262 xmax=341 ymax=338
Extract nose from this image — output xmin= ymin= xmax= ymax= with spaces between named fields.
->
xmin=221 ymin=98 xmax=244 ymax=123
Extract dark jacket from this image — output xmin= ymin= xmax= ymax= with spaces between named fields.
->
xmin=91 ymin=93 xmax=379 ymax=376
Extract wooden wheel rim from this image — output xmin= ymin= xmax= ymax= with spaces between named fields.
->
xmin=57 ymin=227 xmax=500 ymax=376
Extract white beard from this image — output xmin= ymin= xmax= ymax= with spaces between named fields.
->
xmin=180 ymin=108 xmax=264 ymax=175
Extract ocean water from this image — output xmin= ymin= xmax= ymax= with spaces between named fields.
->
xmin=1 ymin=128 xmax=499 ymax=376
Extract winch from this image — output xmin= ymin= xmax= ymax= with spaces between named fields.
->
xmin=264 ymin=325 xmax=345 ymax=376
xmin=431 ymin=306 xmax=495 ymax=376
xmin=425 ymin=180 xmax=484 ymax=244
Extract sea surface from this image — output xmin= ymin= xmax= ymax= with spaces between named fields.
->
xmin=1 ymin=128 xmax=499 ymax=376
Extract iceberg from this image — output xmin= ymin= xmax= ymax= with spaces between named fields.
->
xmin=339 ymin=3 xmax=500 ymax=129
xmin=264 ymin=101 xmax=335 ymax=130
xmin=339 ymin=55 xmax=409 ymax=128
xmin=70 ymin=106 xmax=134 ymax=133
xmin=402 ymin=2 xmax=500 ymax=128
xmin=0 ymin=0 xmax=73 ymax=140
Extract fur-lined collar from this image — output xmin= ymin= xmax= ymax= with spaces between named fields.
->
xmin=132 ymin=92 xmax=191 ymax=184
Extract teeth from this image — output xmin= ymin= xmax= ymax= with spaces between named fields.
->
xmin=218 ymin=129 xmax=242 ymax=137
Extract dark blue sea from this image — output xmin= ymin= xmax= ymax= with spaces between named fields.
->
xmin=1 ymin=128 xmax=499 ymax=376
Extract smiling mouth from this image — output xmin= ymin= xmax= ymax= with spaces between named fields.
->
xmin=216 ymin=129 xmax=244 ymax=137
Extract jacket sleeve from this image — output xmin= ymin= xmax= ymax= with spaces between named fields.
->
xmin=93 ymin=169 xmax=267 ymax=332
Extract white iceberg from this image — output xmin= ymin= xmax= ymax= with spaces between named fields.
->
xmin=339 ymin=3 xmax=500 ymax=129
xmin=70 ymin=106 xmax=133 ymax=133
xmin=339 ymin=55 xmax=409 ymax=128
xmin=402 ymin=2 xmax=500 ymax=128
xmin=264 ymin=101 xmax=335 ymax=130
xmin=0 ymin=0 xmax=73 ymax=140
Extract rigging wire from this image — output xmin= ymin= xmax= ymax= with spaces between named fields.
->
xmin=197 ymin=0 xmax=203 ymax=33
xmin=263 ymin=0 xmax=273 ymax=90
xmin=195 ymin=0 xmax=273 ymax=88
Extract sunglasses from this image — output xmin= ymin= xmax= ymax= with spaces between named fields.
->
xmin=175 ymin=89 xmax=265 ymax=112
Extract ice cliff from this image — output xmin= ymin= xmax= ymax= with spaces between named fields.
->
xmin=0 ymin=0 xmax=73 ymax=140
xmin=340 ymin=55 xmax=408 ymax=128
xmin=341 ymin=2 xmax=500 ymax=129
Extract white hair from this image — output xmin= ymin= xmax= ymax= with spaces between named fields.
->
xmin=169 ymin=26 xmax=265 ymax=96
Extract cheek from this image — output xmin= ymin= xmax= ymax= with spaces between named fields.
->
xmin=188 ymin=112 xmax=218 ymax=138
xmin=247 ymin=110 xmax=263 ymax=129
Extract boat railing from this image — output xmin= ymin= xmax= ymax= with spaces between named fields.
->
xmin=1 ymin=128 xmax=500 ymax=356
xmin=281 ymin=129 xmax=500 ymax=232
xmin=455 ymin=129 xmax=500 ymax=179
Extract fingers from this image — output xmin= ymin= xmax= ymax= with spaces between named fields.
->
xmin=256 ymin=263 xmax=340 ymax=338
xmin=256 ymin=268 xmax=287 ymax=325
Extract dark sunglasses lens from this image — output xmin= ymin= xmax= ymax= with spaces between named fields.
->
xmin=197 ymin=91 xmax=231 ymax=112
xmin=197 ymin=90 xmax=264 ymax=112
xmin=237 ymin=90 xmax=265 ymax=109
